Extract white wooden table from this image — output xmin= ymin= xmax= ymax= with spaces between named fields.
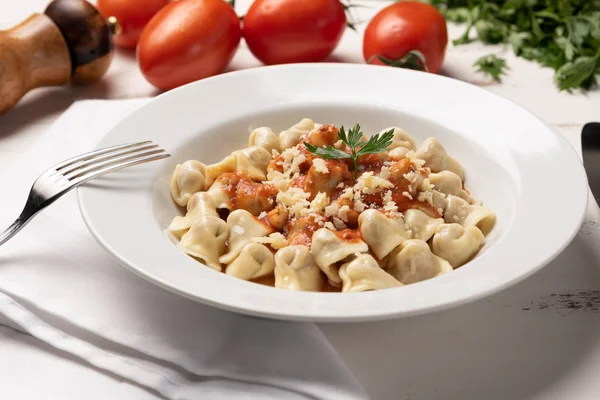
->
xmin=1 ymin=1 xmax=600 ymax=399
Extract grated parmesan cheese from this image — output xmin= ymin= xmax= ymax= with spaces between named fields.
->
xmin=402 ymin=191 xmax=413 ymax=200
xmin=336 ymin=182 xmax=345 ymax=188
xmin=324 ymin=221 xmax=337 ymax=231
xmin=340 ymin=188 xmax=354 ymax=201
xmin=251 ymin=232 xmax=288 ymax=250
xmin=417 ymin=190 xmax=434 ymax=205
xmin=354 ymin=171 xmax=394 ymax=194
xmin=383 ymin=190 xmax=398 ymax=213
xmin=420 ymin=177 xmax=435 ymax=192
xmin=338 ymin=205 xmax=351 ymax=222
xmin=280 ymin=147 xmax=306 ymax=178
xmin=258 ymin=211 xmax=267 ymax=219
xmin=333 ymin=217 xmax=347 ymax=230
xmin=405 ymin=151 xmax=426 ymax=167
xmin=379 ymin=166 xmax=391 ymax=180
xmin=277 ymin=187 xmax=311 ymax=218
xmin=266 ymin=170 xmax=290 ymax=191
xmin=333 ymin=140 xmax=344 ymax=149
xmin=353 ymin=199 xmax=366 ymax=212
xmin=309 ymin=192 xmax=330 ymax=213
xmin=324 ymin=202 xmax=340 ymax=218
xmin=312 ymin=158 xmax=329 ymax=174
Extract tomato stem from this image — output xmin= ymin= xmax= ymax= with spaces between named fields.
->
xmin=368 ymin=51 xmax=429 ymax=72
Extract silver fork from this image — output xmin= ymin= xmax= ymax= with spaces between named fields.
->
xmin=0 ymin=141 xmax=170 ymax=246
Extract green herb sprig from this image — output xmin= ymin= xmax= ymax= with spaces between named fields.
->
xmin=474 ymin=54 xmax=510 ymax=82
xmin=304 ymin=124 xmax=394 ymax=178
xmin=428 ymin=0 xmax=600 ymax=91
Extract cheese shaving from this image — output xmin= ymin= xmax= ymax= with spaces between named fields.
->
xmin=312 ymin=158 xmax=329 ymax=174
xmin=251 ymin=232 xmax=288 ymax=250
xmin=309 ymin=192 xmax=330 ymax=213
xmin=332 ymin=217 xmax=347 ymax=230
xmin=354 ymin=171 xmax=394 ymax=194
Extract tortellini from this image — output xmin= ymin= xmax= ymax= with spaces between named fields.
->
xmin=389 ymin=146 xmax=410 ymax=160
xmin=429 ymin=171 xmax=471 ymax=202
xmin=432 ymin=223 xmax=485 ymax=268
xmin=279 ymin=118 xmax=314 ymax=149
xmin=311 ymin=228 xmax=368 ymax=284
xmin=168 ymin=119 xmax=497 ymax=293
xmin=416 ymin=137 xmax=464 ymax=180
xmin=206 ymin=178 xmax=233 ymax=210
xmin=249 ymin=127 xmax=282 ymax=154
xmin=168 ymin=192 xmax=218 ymax=240
xmin=444 ymin=195 xmax=496 ymax=235
xmin=206 ymin=155 xmax=236 ymax=183
xmin=387 ymin=240 xmax=453 ymax=285
xmin=219 ymin=210 xmax=273 ymax=264
xmin=206 ymin=146 xmax=271 ymax=182
xmin=359 ymin=210 xmax=408 ymax=259
xmin=178 ymin=216 xmax=228 ymax=271
xmin=339 ymin=254 xmax=403 ymax=292
xmin=382 ymin=127 xmax=416 ymax=151
xmin=274 ymin=245 xmax=323 ymax=291
xmin=225 ymin=242 xmax=275 ymax=280
xmin=232 ymin=146 xmax=272 ymax=181
xmin=170 ymin=160 xmax=211 ymax=207
xmin=403 ymin=209 xmax=444 ymax=241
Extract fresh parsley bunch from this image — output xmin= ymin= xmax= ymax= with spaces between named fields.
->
xmin=304 ymin=124 xmax=394 ymax=178
xmin=428 ymin=0 xmax=600 ymax=91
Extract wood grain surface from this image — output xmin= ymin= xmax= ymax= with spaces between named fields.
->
xmin=0 ymin=14 xmax=70 ymax=115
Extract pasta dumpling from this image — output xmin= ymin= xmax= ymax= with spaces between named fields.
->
xmin=279 ymin=118 xmax=314 ymax=149
xmin=168 ymin=119 xmax=497 ymax=293
xmin=232 ymin=146 xmax=272 ymax=181
xmin=387 ymin=239 xmax=453 ymax=284
xmin=248 ymin=127 xmax=281 ymax=154
xmin=416 ymin=137 xmax=464 ymax=180
xmin=178 ymin=216 xmax=228 ymax=271
xmin=168 ymin=192 xmax=218 ymax=240
xmin=403 ymin=209 xmax=444 ymax=241
xmin=382 ymin=127 xmax=416 ymax=151
xmin=274 ymin=245 xmax=323 ymax=291
xmin=206 ymin=146 xmax=272 ymax=183
xmin=225 ymin=242 xmax=275 ymax=280
xmin=220 ymin=210 xmax=273 ymax=264
xmin=432 ymin=223 xmax=485 ymax=268
xmin=429 ymin=171 xmax=471 ymax=202
xmin=359 ymin=209 xmax=408 ymax=259
xmin=206 ymin=155 xmax=237 ymax=182
xmin=339 ymin=254 xmax=403 ymax=292
xmin=170 ymin=160 xmax=211 ymax=207
xmin=444 ymin=195 xmax=496 ymax=235
xmin=311 ymin=228 xmax=368 ymax=284
xmin=206 ymin=178 xmax=233 ymax=210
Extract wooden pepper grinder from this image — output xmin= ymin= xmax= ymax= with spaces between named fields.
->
xmin=0 ymin=0 xmax=120 ymax=115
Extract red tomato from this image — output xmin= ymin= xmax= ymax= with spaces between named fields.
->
xmin=137 ymin=0 xmax=241 ymax=91
xmin=363 ymin=2 xmax=448 ymax=74
xmin=243 ymin=0 xmax=347 ymax=65
xmin=97 ymin=0 xmax=170 ymax=48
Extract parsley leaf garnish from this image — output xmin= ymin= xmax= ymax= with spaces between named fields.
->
xmin=304 ymin=124 xmax=394 ymax=178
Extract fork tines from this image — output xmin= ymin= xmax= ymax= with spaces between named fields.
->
xmin=48 ymin=141 xmax=170 ymax=184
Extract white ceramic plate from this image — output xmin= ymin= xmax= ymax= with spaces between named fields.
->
xmin=78 ymin=64 xmax=588 ymax=322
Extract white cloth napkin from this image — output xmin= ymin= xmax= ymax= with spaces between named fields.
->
xmin=0 ymin=100 xmax=368 ymax=400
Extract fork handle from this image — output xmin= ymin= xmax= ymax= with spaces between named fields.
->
xmin=0 ymin=218 xmax=28 ymax=247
